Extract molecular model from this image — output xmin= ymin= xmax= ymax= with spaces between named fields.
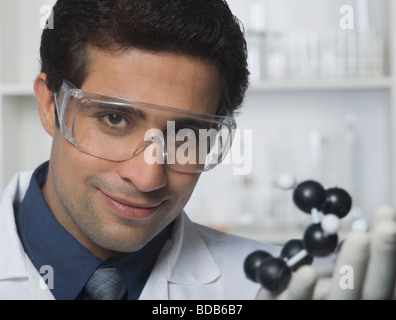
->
xmin=243 ymin=175 xmax=352 ymax=294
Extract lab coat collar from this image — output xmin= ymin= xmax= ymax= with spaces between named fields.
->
xmin=167 ymin=212 xmax=222 ymax=284
xmin=0 ymin=171 xmax=32 ymax=280
xmin=139 ymin=212 xmax=222 ymax=299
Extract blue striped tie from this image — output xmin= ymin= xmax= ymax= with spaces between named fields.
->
xmin=80 ymin=267 xmax=127 ymax=300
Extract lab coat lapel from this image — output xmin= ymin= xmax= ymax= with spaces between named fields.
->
xmin=0 ymin=172 xmax=31 ymax=281
xmin=0 ymin=171 xmax=54 ymax=299
xmin=139 ymin=212 xmax=221 ymax=299
xmin=167 ymin=213 xmax=221 ymax=284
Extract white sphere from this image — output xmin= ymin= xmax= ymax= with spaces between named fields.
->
xmin=321 ymin=214 xmax=340 ymax=235
xmin=276 ymin=174 xmax=296 ymax=190
xmin=351 ymin=218 xmax=369 ymax=232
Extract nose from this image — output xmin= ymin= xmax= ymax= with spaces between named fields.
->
xmin=118 ymin=135 xmax=168 ymax=192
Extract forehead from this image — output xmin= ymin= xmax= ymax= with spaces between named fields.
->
xmin=81 ymin=47 xmax=223 ymax=115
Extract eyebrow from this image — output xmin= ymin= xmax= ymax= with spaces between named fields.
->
xmin=90 ymin=101 xmax=147 ymax=120
xmin=173 ymin=118 xmax=215 ymax=130
xmin=90 ymin=100 xmax=218 ymax=129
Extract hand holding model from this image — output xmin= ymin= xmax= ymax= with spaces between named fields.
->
xmin=244 ymin=177 xmax=396 ymax=300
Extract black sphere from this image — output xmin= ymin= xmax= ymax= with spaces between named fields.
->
xmin=256 ymin=258 xmax=292 ymax=293
xmin=293 ymin=180 xmax=326 ymax=214
xmin=303 ymin=223 xmax=338 ymax=257
xmin=243 ymin=250 xmax=272 ymax=282
xmin=281 ymin=239 xmax=314 ymax=271
xmin=322 ymin=187 xmax=352 ymax=219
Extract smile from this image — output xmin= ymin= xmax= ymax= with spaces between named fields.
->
xmin=99 ymin=190 xmax=162 ymax=221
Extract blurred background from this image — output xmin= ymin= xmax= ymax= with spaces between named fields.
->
xmin=0 ymin=0 xmax=395 ymax=245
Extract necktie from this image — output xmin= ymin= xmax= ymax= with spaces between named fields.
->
xmin=80 ymin=267 xmax=127 ymax=300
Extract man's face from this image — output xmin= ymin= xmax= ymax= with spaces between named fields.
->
xmin=43 ymin=48 xmax=222 ymax=259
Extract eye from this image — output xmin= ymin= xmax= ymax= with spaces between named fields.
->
xmin=107 ymin=114 xmax=124 ymax=125
xmin=103 ymin=113 xmax=127 ymax=127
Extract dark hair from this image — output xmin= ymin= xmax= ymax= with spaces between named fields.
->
xmin=40 ymin=0 xmax=249 ymax=115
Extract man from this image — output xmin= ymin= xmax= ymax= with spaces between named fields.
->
xmin=1 ymin=0 xmax=279 ymax=300
xmin=0 ymin=0 xmax=395 ymax=300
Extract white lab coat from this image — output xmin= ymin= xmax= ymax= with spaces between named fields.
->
xmin=0 ymin=170 xmax=280 ymax=300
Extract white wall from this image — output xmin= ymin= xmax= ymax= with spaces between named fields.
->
xmin=0 ymin=0 xmax=56 ymax=188
xmin=2 ymin=96 xmax=52 ymax=183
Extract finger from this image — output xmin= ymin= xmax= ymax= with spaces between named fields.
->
xmin=255 ymin=287 xmax=287 ymax=300
xmin=312 ymin=277 xmax=331 ymax=300
xmin=328 ymin=232 xmax=370 ymax=300
xmin=287 ymin=265 xmax=317 ymax=300
xmin=361 ymin=217 xmax=396 ymax=300
xmin=371 ymin=205 xmax=396 ymax=226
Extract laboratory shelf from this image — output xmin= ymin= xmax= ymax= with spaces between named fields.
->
xmin=249 ymin=77 xmax=392 ymax=92
xmin=0 ymin=83 xmax=34 ymax=96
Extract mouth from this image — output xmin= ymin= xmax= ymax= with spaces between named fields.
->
xmin=99 ymin=190 xmax=163 ymax=221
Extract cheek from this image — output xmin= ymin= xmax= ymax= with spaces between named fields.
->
xmin=51 ymin=132 xmax=101 ymax=193
xmin=167 ymin=172 xmax=201 ymax=206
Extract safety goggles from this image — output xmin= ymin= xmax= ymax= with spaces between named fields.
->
xmin=54 ymin=80 xmax=237 ymax=173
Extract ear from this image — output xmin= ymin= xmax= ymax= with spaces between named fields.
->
xmin=34 ymin=73 xmax=56 ymax=137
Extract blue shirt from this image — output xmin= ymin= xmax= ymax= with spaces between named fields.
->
xmin=15 ymin=162 xmax=172 ymax=300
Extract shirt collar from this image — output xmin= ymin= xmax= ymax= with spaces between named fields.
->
xmin=15 ymin=161 xmax=172 ymax=300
